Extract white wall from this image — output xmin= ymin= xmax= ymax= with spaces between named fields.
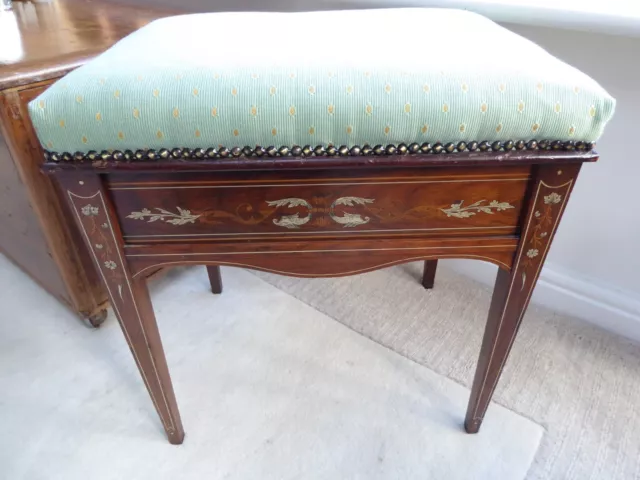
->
xmin=111 ymin=0 xmax=640 ymax=339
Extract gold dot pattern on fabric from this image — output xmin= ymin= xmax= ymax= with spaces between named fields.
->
xmin=173 ymin=108 xmax=180 ymax=119
xmin=289 ymin=106 xmax=296 ymax=116
xmin=308 ymin=126 xmax=315 ymax=135
xmin=156 ymin=130 xmax=163 ymax=139
xmin=153 ymin=89 xmax=160 ymax=98
xmin=76 ymin=96 xmax=83 ymax=104
xmin=346 ymin=85 xmax=354 ymax=94
xmin=461 ymin=83 xmax=468 ymax=93
xmin=459 ymin=123 xmax=466 ymax=133
xmin=421 ymin=124 xmax=429 ymax=134
xmin=365 ymin=104 xmax=373 ymax=116
xmin=211 ymin=107 xmax=218 ymax=117
xmin=499 ymin=83 xmax=506 ymax=93
xmin=133 ymin=108 xmax=140 ymax=119
xmin=98 ymin=78 xmax=106 ymax=85
xmin=271 ymin=128 xmax=277 ymax=136
xmin=269 ymin=86 xmax=277 ymax=96
xmin=233 ymin=129 xmax=239 ymax=137
xmin=480 ymin=103 xmax=488 ymax=113
xmin=38 ymin=100 xmax=45 ymax=109
xmin=195 ymin=129 xmax=201 ymax=138
xmin=442 ymin=103 xmax=449 ymax=113
xmin=193 ymin=88 xmax=199 ymax=96
xmin=568 ymin=125 xmax=576 ymax=136
xmin=308 ymin=85 xmax=316 ymax=95
xmin=423 ymin=84 xmax=430 ymax=93
xmin=532 ymin=122 xmax=540 ymax=133
xmin=384 ymin=125 xmax=391 ymax=135
xmin=47 ymin=141 xmax=53 ymax=149
xmin=555 ymin=102 xmax=562 ymax=114
xmin=114 ymin=90 xmax=121 ymax=99
xmin=589 ymin=105 xmax=596 ymax=117
xmin=231 ymin=87 xmax=238 ymax=96
xmin=81 ymin=136 xmax=88 ymax=144
xmin=118 ymin=131 xmax=125 ymax=140
xmin=95 ymin=112 xmax=102 ymax=121
xmin=518 ymin=101 xmax=525 ymax=113
xmin=213 ymin=73 xmax=220 ymax=80
xmin=574 ymin=86 xmax=580 ymax=94
xmin=346 ymin=125 xmax=353 ymax=135
xmin=59 ymin=120 xmax=65 ymax=128
xmin=327 ymin=104 xmax=335 ymax=115
xmin=385 ymin=84 xmax=392 ymax=94
xmin=536 ymin=82 xmax=543 ymax=92
xmin=496 ymin=123 xmax=503 ymax=133
xmin=404 ymin=103 xmax=411 ymax=114
xmin=250 ymin=106 xmax=258 ymax=117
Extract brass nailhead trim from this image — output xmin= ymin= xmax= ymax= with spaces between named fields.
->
xmin=44 ymin=140 xmax=595 ymax=163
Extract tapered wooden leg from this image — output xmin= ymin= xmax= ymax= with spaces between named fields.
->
xmin=206 ymin=265 xmax=223 ymax=294
xmin=59 ymin=173 xmax=185 ymax=444
xmin=421 ymin=260 xmax=438 ymax=289
xmin=465 ymin=164 xmax=581 ymax=433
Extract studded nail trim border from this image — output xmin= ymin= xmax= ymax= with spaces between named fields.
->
xmin=43 ymin=139 xmax=595 ymax=163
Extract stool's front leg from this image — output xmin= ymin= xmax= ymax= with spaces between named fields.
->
xmin=465 ymin=164 xmax=580 ymax=433
xmin=58 ymin=173 xmax=185 ymax=444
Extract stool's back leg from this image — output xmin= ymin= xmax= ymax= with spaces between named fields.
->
xmin=421 ymin=260 xmax=438 ymax=289
xmin=206 ymin=265 xmax=223 ymax=294
xmin=57 ymin=172 xmax=185 ymax=445
xmin=465 ymin=164 xmax=581 ymax=433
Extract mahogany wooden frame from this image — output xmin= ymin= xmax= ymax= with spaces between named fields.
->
xmin=43 ymin=149 xmax=594 ymax=444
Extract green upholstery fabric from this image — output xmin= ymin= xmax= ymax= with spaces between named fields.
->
xmin=28 ymin=9 xmax=615 ymax=155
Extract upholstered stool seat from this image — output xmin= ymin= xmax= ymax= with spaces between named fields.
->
xmin=32 ymin=8 xmax=615 ymax=446
xmin=29 ymin=9 xmax=614 ymax=160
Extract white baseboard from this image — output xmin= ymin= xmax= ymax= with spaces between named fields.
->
xmin=442 ymin=259 xmax=640 ymax=342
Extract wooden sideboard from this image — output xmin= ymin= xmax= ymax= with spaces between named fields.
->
xmin=0 ymin=0 xmax=176 ymax=325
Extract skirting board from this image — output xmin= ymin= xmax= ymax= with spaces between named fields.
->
xmin=442 ymin=259 xmax=640 ymax=343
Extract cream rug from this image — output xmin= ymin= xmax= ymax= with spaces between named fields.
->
xmin=255 ymin=261 xmax=640 ymax=480
xmin=0 ymin=255 xmax=542 ymax=480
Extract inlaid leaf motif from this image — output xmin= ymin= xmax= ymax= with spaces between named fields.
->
xmin=266 ymin=198 xmax=312 ymax=209
xmin=440 ymin=199 xmax=514 ymax=218
xmin=329 ymin=196 xmax=374 ymax=227
xmin=331 ymin=212 xmax=371 ymax=228
xmin=272 ymin=213 xmax=311 ymax=229
xmin=333 ymin=196 xmax=375 ymax=207
xmin=127 ymin=207 xmax=201 ymax=225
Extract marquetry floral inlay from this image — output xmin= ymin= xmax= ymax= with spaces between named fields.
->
xmin=127 ymin=207 xmax=201 ymax=225
xmin=82 ymin=204 xmax=99 ymax=216
xmin=266 ymin=196 xmax=375 ymax=229
xmin=520 ymin=189 xmax=565 ymax=289
xmin=265 ymin=198 xmax=312 ymax=229
xmin=329 ymin=196 xmax=375 ymax=227
xmin=440 ymin=199 xmax=515 ymax=218
xmin=77 ymin=202 xmax=124 ymax=299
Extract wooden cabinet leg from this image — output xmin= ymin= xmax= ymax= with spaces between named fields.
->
xmin=464 ymin=164 xmax=580 ymax=433
xmin=59 ymin=173 xmax=185 ymax=444
xmin=421 ymin=259 xmax=438 ymax=289
xmin=206 ymin=265 xmax=223 ymax=294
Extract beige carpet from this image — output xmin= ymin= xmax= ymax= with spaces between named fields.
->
xmin=0 ymin=255 xmax=542 ymax=480
xmin=255 ymin=262 xmax=640 ymax=480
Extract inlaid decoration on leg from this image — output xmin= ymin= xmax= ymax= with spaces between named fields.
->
xmin=64 ymin=176 xmax=185 ymax=444
xmin=464 ymin=164 xmax=581 ymax=434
